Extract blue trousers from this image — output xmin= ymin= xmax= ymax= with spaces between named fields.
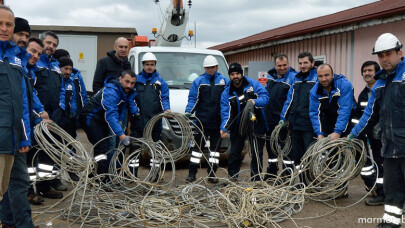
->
xmin=0 ymin=152 xmax=34 ymax=227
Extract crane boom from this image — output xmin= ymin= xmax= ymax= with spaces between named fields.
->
xmin=155 ymin=0 xmax=190 ymax=47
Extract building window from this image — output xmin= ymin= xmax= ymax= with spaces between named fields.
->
xmin=314 ymin=55 xmax=326 ymax=67
xmin=243 ymin=66 xmax=248 ymax=76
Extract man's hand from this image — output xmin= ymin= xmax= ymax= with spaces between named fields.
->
xmin=328 ymin=132 xmax=341 ymax=141
xmin=120 ymin=134 xmax=130 ymax=147
xmin=317 ymin=135 xmax=325 ymax=140
xmin=278 ymin=120 xmax=285 ymax=127
xmin=42 ymin=118 xmax=53 ymax=129
xmin=220 ymin=130 xmax=228 ymax=139
xmin=347 ymin=134 xmax=354 ymax=141
xmin=164 ymin=109 xmax=172 ymax=118
xmin=19 ymin=146 xmax=29 ymax=153
xmin=248 ymin=99 xmax=255 ymax=105
xmin=40 ymin=111 xmax=49 ymax=120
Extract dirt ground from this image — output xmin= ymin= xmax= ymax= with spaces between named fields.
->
xmin=29 ymin=130 xmax=387 ymax=228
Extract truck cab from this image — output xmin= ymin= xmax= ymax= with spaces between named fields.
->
xmin=128 ymin=46 xmax=235 ymax=161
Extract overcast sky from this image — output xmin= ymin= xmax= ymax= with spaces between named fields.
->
xmin=7 ymin=0 xmax=378 ymax=48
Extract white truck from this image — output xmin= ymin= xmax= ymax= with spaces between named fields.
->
xmin=128 ymin=47 xmax=237 ymax=160
xmin=128 ymin=0 xmax=247 ymax=161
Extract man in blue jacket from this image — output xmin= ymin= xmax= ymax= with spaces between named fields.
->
xmin=53 ymin=49 xmax=89 ymax=118
xmin=0 ymin=5 xmax=31 ymax=204
xmin=263 ymin=54 xmax=296 ymax=177
xmin=130 ymin=52 xmax=170 ymax=175
xmin=24 ymin=38 xmax=50 ymax=205
xmin=279 ymin=51 xmax=318 ymax=174
xmin=0 ymin=18 xmax=46 ymax=228
xmin=309 ymin=64 xmax=355 ymax=141
xmin=220 ymin=63 xmax=269 ymax=181
xmin=81 ymin=70 xmax=139 ymax=176
xmin=185 ymin=55 xmax=229 ymax=183
xmin=352 ymin=61 xmax=384 ymax=206
xmin=348 ymin=33 xmax=405 ymax=228
xmin=33 ymin=31 xmax=66 ymax=198
xmin=58 ymin=57 xmax=88 ymax=138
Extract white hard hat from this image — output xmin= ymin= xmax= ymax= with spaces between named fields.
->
xmin=142 ymin=52 xmax=157 ymax=62
xmin=373 ymin=33 xmax=403 ymax=54
xmin=203 ymin=55 xmax=218 ymax=67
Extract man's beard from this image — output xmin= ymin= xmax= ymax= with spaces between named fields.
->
xmin=17 ymin=40 xmax=26 ymax=47
xmin=232 ymin=78 xmax=241 ymax=86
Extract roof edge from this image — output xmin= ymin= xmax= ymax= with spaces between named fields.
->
xmin=31 ymin=25 xmax=137 ymax=34
xmin=210 ymin=4 xmax=405 ymax=52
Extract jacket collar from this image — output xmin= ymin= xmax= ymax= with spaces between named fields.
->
xmin=203 ymin=71 xmax=218 ymax=80
xmin=229 ymin=76 xmax=248 ymax=94
xmin=268 ymin=66 xmax=296 ymax=80
xmin=107 ymin=50 xmax=128 ymax=63
xmin=0 ymin=40 xmax=22 ymax=61
xmin=375 ymin=57 xmax=405 ymax=80
xmin=316 ymin=74 xmax=336 ymax=95
xmin=108 ymin=79 xmax=133 ymax=97
xmin=139 ymin=70 xmax=159 ymax=81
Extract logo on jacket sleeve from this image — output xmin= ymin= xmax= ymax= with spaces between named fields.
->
xmin=13 ymin=57 xmax=22 ymax=66
xmin=246 ymin=86 xmax=254 ymax=93
xmin=53 ymin=66 xmax=61 ymax=74
xmin=155 ymin=80 xmax=161 ymax=85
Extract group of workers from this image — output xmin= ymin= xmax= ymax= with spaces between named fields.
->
xmin=0 ymin=4 xmax=403 ymax=228
xmin=182 ymin=32 xmax=404 ymax=228
xmin=185 ymin=34 xmax=405 ymax=228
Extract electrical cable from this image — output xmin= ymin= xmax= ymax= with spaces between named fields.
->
xmin=31 ymin=117 xmax=368 ymax=227
xmin=269 ymin=124 xmax=291 ymax=157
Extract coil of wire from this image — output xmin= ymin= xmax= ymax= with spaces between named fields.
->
xmin=143 ymin=112 xmax=195 ymax=161
xmin=300 ymin=137 xmax=366 ymax=201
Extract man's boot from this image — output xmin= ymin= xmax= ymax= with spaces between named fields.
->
xmin=186 ymin=163 xmax=198 ymax=183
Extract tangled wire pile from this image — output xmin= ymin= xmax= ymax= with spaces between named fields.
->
xmin=31 ymin=114 xmax=366 ymax=227
xmin=299 ymin=137 xmax=366 ymax=201
xmin=215 ymin=180 xmax=305 ymax=227
xmin=33 ymin=121 xmax=93 ymax=179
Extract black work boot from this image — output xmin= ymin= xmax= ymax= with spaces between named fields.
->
xmin=186 ymin=163 xmax=198 ymax=182
xmin=51 ymin=179 xmax=67 ymax=191
xmin=186 ymin=173 xmax=196 ymax=183
xmin=365 ymin=195 xmax=385 ymax=206
xmin=376 ymin=222 xmax=400 ymax=228
xmin=207 ymin=171 xmax=218 ymax=184
xmin=264 ymin=164 xmax=278 ymax=180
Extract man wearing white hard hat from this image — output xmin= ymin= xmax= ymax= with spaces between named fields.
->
xmin=129 ymin=52 xmax=170 ymax=179
xmin=184 ymin=55 xmax=229 ymax=183
xmin=348 ymin=33 xmax=405 ymax=228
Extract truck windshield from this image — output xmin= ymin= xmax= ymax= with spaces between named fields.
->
xmin=138 ymin=52 xmax=228 ymax=88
